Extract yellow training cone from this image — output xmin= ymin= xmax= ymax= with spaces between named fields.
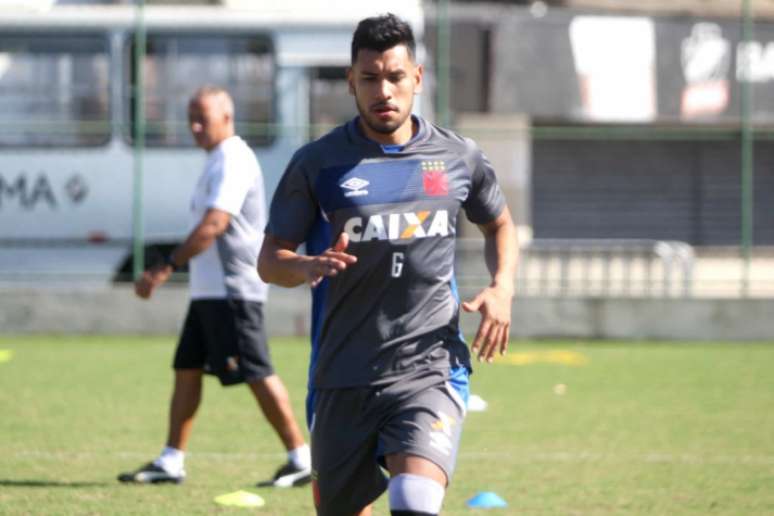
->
xmin=214 ymin=490 xmax=265 ymax=508
xmin=0 ymin=350 xmax=13 ymax=363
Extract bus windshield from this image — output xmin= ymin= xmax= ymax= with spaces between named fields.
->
xmin=127 ymin=33 xmax=275 ymax=147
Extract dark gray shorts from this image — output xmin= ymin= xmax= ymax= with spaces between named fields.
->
xmin=174 ymin=299 xmax=274 ymax=386
xmin=309 ymin=372 xmax=468 ymax=516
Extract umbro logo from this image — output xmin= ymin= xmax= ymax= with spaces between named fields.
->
xmin=340 ymin=177 xmax=369 ymax=198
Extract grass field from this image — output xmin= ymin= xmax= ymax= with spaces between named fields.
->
xmin=1 ymin=336 xmax=773 ymax=515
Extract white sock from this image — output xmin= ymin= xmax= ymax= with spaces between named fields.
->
xmin=287 ymin=444 xmax=310 ymax=470
xmin=153 ymin=446 xmax=185 ymax=474
xmin=388 ymin=473 xmax=445 ymax=514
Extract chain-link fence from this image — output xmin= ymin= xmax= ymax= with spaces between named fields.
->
xmin=434 ymin=0 xmax=774 ymax=298
xmin=1 ymin=1 xmax=772 ymax=298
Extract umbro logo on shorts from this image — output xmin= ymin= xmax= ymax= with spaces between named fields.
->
xmin=428 ymin=411 xmax=456 ymax=456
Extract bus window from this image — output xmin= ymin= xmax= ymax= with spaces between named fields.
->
xmin=0 ymin=34 xmax=110 ymax=147
xmin=127 ymin=34 xmax=275 ymax=147
xmin=309 ymin=66 xmax=354 ymax=140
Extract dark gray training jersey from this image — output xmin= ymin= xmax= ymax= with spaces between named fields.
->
xmin=266 ymin=116 xmax=505 ymax=389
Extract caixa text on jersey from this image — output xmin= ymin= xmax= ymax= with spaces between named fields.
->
xmin=342 ymin=209 xmax=450 ymax=242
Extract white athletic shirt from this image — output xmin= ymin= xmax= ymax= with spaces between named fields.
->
xmin=188 ymin=135 xmax=268 ymax=302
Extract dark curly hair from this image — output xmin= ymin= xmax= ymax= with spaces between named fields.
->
xmin=351 ymin=13 xmax=416 ymax=64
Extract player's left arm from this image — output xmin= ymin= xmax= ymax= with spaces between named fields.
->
xmin=169 ymin=207 xmax=231 ymax=266
xmin=462 ymin=205 xmax=518 ymax=362
xmin=135 ymin=208 xmax=231 ymax=299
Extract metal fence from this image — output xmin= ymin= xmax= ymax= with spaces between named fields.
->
xmin=455 ymin=238 xmax=774 ymax=299
xmin=434 ymin=0 xmax=772 ymax=298
xmin=2 ymin=1 xmax=773 ymax=300
xmin=455 ymin=238 xmax=695 ymax=298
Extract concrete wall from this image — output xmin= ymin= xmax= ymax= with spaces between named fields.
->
xmin=507 ymin=297 xmax=773 ymax=341
xmin=1 ymin=286 xmax=771 ymax=341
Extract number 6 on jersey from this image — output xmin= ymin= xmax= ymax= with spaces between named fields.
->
xmin=391 ymin=252 xmax=405 ymax=278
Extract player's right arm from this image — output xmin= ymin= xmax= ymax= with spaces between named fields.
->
xmin=260 ymin=146 xmax=357 ymax=287
xmin=258 ymin=232 xmax=356 ymax=288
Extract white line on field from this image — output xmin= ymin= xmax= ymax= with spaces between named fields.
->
xmin=459 ymin=451 xmax=774 ymax=465
xmin=7 ymin=450 xmax=286 ymax=461
xmin=7 ymin=450 xmax=774 ymax=465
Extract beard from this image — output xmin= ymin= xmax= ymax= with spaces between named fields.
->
xmin=355 ymin=97 xmax=411 ymax=135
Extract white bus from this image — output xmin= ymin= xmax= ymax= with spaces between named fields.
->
xmin=0 ymin=1 xmax=425 ymax=283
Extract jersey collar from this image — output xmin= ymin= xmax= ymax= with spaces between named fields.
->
xmin=346 ymin=115 xmax=428 ymax=154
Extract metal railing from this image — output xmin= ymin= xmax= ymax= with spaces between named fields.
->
xmin=456 ymin=238 xmax=696 ymax=298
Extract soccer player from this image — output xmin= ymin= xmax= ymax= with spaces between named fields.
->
xmin=118 ymin=86 xmax=311 ymax=488
xmin=258 ymin=14 xmax=517 ymax=516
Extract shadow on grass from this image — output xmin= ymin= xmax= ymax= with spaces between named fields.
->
xmin=0 ymin=479 xmax=110 ymax=488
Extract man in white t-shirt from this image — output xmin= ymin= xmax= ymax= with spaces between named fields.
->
xmin=119 ymin=86 xmax=311 ymax=488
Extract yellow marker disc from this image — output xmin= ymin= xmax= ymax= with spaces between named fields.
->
xmin=213 ymin=490 xmax=265 ymax=508
xmin=0 ymin=350 xmax=13 ymax=363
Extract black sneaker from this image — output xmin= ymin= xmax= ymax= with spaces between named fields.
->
xmin=256 ymin=461 xmax=311 ymax=488
xmin=117 ymin=462 xmax=185 ymax=484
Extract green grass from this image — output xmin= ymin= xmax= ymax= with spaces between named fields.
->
xmin=1 ymin=336 xmax=773 ymax=515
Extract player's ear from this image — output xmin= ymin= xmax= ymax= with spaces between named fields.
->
xmin=413 ymin=63 xmax=424 ymax=95
xmin=347 ymin=66 xmax=355 ymax=95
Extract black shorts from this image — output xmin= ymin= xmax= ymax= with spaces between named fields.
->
xmin=173 ymin=299 xmax=274 ymax=386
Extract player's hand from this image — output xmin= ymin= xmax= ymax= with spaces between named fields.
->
xmin=134 ymin=264 xmax=172 ymax=299
xmin=306 ymin=232 xmax=357 ymax=288
xmin=462 ymin=284 xmax=513 ymax=362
